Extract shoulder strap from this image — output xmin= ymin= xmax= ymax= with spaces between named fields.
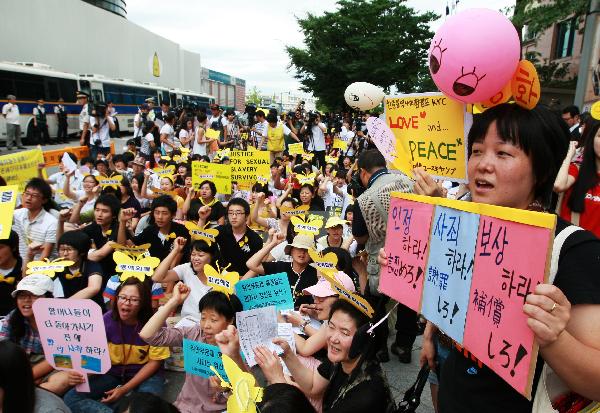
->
xmin=549 ymin=225 xmax=583 ymax=284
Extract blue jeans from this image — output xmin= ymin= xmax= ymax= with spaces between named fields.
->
xmin=64 ymin=373 xmax=164 ymax=413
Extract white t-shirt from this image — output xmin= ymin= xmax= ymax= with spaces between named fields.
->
xmin=179 ymin=129 xmax=193 ymax=150
xmin=193 ymin=126 xmax=208 ymax=156
xmin=12 ymin=208 xmax=58 ymax=261
xmin=160 ymin=123 xmax=177 ymax=153
xmin=173 ymin=263 xmax=212 ymax=319
xmin=308 ymin=123 xmax=326 ymax=151
xmin=141 ymin=132 xmax=154 ymax=156
xmin=89 ymin=116 xmax=111 ymax=147
xmin=340 ymin=127 xmax=356 ymax=156
xmin=79 ymin=105 xmax=89 ymax=131
xmin=2 ymin=103 xmax=20 ymax=125
xmin=254 ymin=120 xmax=269 ymax=150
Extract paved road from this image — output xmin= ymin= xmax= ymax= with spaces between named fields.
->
xmin=4 ymin=137 xmax=436 ymax=412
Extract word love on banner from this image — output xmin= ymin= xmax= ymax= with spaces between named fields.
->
xmin=235 ymin=272 xmax=294 ymax=311
xmin=382 ymin=192 xmax=556 ymax=399
xmin=33 ymin=298 xmax=110 ymax=392
xmin=385 ymin=93 xmax=472 ymax=182
xmin=183 ymin=339 xmax=228 ymax=380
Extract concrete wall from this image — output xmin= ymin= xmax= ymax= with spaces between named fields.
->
xmin=0 ymin=0 xmax=201 ymax=91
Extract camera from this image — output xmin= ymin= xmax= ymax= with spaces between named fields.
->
xmin=307 ymin=112 xmax=318 ymax=125
xmin=93 ymin=103 xmax=107 ymax=118
xmin=348 ymin=169 xmax=365 ymax=197
xmin=141 ymin=111 xmax=148 ymax=120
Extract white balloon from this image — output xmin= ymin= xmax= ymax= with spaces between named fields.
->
xmin=344 ymin=82 xmax=385 ymax=111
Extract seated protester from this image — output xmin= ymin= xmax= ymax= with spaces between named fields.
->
xmin=0 ymin=340 xmax=71 ymax=413
xmin=53 ymin=231 xmax=103 ymax=306
xmin=319 ymin=171 xmax=351 ymax=217
xmin=114 ymin=392 xmax=180 ymax=413
xmin=110 ymin=154 xmax=134 ymax=182
xmin=183 ymin=180 xmax=226 ymax=228
xmin=0 ymin=231 xmax=22 ymax=316
xmin=45 ymin=152 xmax=82 ymax=210
xmin=151 ymin=238 xmax=217 ymax=320
xmin=14 ymin=178 xmax=58 ymax=267
xmin=317 ymin=217 xmax=356 ymax=256
xmin=321 ymin=247 xmax=360 ymax=292
xmin=65 ymin=278 xmax=169 ymax=412
xmin=141 ymin=173 xmax=184 ymax=220
xmin=258 ymin=383 xmax=316 ymax=413
xmin=342 ymin=205 xmax=353 ymax=238
xmin=1 ymin=274 xmax=72 ymax=395
xmin=256 ymin=195 xmax=297 ymax=263
xmin=255 ymin=299 xmax=396 ymax=413
xmin=94 ymin=158 xmax=110 ymax=176
xmin=65 ymin=172 xmax=100 ymax=225
xmin=279 ymin=182 xmax=325 ymax=212
xmin=118 ymin=195 xmax=189 ymax=262
xmin=175 ymin=163 xmax=190 ymax=187
xmin=246 ymin=231 xmax=318 ymax=309
xmin=64 ymin=194 xmax=121 ymax=283
xmin=197 ymin=198 xmax=262 ymax=276
xmin=285 ymin=272 xmax=355 ymax=358
xmin=140 ymin=283 xmax=246 ymax=413
xmin=175 ymin=172 xmax=193 ymax=199
xmin=248 ymin=184 xmax=277 ymax=233
xmin=119 ymin=177 xmax=142 ymax=230
xmin=131 ymin=172 xmax=151 ymax=212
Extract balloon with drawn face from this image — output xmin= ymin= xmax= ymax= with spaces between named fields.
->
xmin=428 ymin=8 xmax=520 ymax=104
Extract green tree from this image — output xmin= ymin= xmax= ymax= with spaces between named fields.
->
xmin=246 ymin=86 xmax=262 ymax=105
xmin=511 ymin=0 xmax=589 ymax=36
xmin=286 ymin=0 xmax=438 ymax=110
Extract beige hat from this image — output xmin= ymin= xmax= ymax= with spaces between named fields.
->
xmin=12 ymin=274 xmax=54 ymax=298
xmin=324 ymin=216 xmax=348 ymax=229
xmin=284 ymin=234 xmax=315 ymax=255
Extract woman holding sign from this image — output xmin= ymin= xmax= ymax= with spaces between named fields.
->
xmin=407 ymin=104 xmax=600 ymax=412
xmin=64 ymin=278 xmax=169 ymax=412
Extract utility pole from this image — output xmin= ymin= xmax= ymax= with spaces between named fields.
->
xmin=574 ymin=0 xmax=600 ymax=109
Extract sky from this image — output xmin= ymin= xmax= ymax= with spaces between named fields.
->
xmin=127 ymin=0 xmax=515 ymax=97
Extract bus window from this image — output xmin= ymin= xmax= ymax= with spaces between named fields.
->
xmin=91 ymin=89 xmax=104 ymax=103
xmin=59 ymin=79 xmax=78 ymax=102
xmin=79 ymin=80 xmax=91 ymax=97
xmin=161 ymin=91 xmax=169 ymax=105
xmin=46 ymin=78 xmax=60 ymax=101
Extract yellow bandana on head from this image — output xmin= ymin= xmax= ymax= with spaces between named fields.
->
xmin=97 ymin=174 xmax=123 ymax=189
xmin=280 ymin=204 xmax=310 ymax=217
xmin=290 ymin=215 xmax=324 ymax=236
xmin=26 ymin=259 xmax=75 ymax=278
xmin=185 ymin=221 xmax=219 ymax=246
xmin=153 ymin=165 xmax=176 ymax=177
xmin=108 ymin=242 xmax=151 ymax=258
xmin=113 ymin=251 xmax=160 ymax=282
xmin=296 ymin=172 xmax=316 ymax=186
xmin=210 ymin=354 xmax=263 ymax=413
xmin=205 ymin=261 xmax=239 ymax=296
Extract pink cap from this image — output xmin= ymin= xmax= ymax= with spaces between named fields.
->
xmin=303 ymin=271 xmax=356 ymax=297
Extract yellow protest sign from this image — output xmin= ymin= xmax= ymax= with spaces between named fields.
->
xmin=385 ymin=93 xmax=471 ymax=182
xmin=590 ymin=100 xmax=600 ymax=120
xmin=333 ymin=138 xmax=347 ymax=150
xmin=288 ymin=142 xmax=304 ymax=155
xmin=229 ymin=150 xmax=270 ymax=190
xmin=192 ymin=161 xmax=232 ymax=194
xmin=0 ymin=148 xmax=45 ymax=191
xmin=0 ymin=185 xmax=18 ymax=239
xmin=205 ymin=129 xmax=221 ymax=140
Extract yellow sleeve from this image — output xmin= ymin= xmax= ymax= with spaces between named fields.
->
xmin=149 ymin=345 xmax=170 ymax=361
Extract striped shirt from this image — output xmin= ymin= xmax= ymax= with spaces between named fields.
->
xmin=12 ymin=208 xmax=57 ymax=261
xmin=0 ymin=310 xmax=43 ymax=355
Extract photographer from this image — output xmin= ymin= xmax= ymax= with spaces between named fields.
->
xmin=89 ymin=102 xmax=115 ymax=160
xmin=285 ymin=109 xmax=304 ymax=151
xmin=300 ymin=112 xmax=327 ymax=172
xmin=133 ymin=103 xmax=150 ymax=146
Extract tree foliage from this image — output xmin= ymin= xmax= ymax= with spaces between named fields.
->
xmin=246 ymin=86 xmax=262 ymax=105
xmin=511 ymin=0 xmax=590 ymax=36
xmin=286 ymin=0 xmax=438 ymax=110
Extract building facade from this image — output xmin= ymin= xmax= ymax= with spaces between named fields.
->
xmin=200 ymin=68 xmax=246 ymax=112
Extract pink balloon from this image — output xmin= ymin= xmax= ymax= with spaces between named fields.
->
xmin=429 ymin=8 xmax=520 ymax=104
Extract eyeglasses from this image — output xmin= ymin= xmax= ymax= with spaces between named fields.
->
xmin=58 ymin=246 xmax=77 ymax=254
xmin=117 ymin=295 xmax=141 ymax=305
xmin=23 ymin=191 xmax=42 ymax=199
xmin=228 ymin=211 xmax=246 ymax=217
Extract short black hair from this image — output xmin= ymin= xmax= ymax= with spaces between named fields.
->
xmin=58 ymin=230 xmax=91 ymax=257
xmin=266 ymin=113 xmax=278 ymax=124
xmin=562 ymin=105 xmax=580 ymax=117
xmin=95 ymin=194 xmax=121 ymax=220
xmin=258 ymin=383 xmax=316 ymax=413
xmin=0 ymin=341 xmax=35 ymax=413
xmin=198 ymin=180 xmax=217 ymax=197
xmin=160 ymin=101 xmax=170 ymax=107
xmin=468 ymin=103 xmax=569 ymax=207
xmin=196 ymin=112 xmax=207 ymax=123
xmin=165 ymin=112 xmax=176 ymax=123
xmin=329 ymin=298 xmax=370 ymax=329
xmin=227 ymin=197 xmax=250 ymax=216
xmin=115 ymin=392 xmax=180 ymax=413
xmin=191 ymin=239 xmax=219 ymax=263
xmin=357 ymin=149 xmax=386 ymax=173
xmin=256 ymin=110 xmax=265 ymax=118
xmin=198 ymin=291 xmax=242 ymax=322
xmin=0 ymin=230 xmax=19 ymax=260
xmin=24 ymin=178 xmax=52 ymax=206
xmin=151 ymin=195 xmax=177 ymax=215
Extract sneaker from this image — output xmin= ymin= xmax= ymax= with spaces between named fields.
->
xmin=390 ymin=342 xmax=412 ymax=364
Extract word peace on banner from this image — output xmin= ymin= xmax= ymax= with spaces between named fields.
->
xmin=33 ymin=298 xmax=111 ymax=392
xmin=235 ymin=272 xmax=294 ymax=311
xmin=183 ymin=339 xmax=228 ymax=380
xmin=191 ymin=161 xmax=232 ymax=195
xmin=382 ymin=192 xmax=556 ymax=399
xmin=385 ymin=93 xmax=472 ymax=182
xmin=0 ymin=185 xmax=18 ymax=240
xmin=0 ymin=148 xmax=45 ymax=191
xmin=229 ymin=150 xmax=270 ymax=191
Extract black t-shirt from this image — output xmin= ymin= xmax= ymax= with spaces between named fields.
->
xmin=191 ymin=199 xmax=226 ymax=225
xmin=317 ymin=358 xmax=394 ymax=413
xmin=55 ymin=260 xmax=104 ymax=306
xmin=262 ymin=261 xmax=317 ymax=309
xmin=82 ymin=222 xmax=120 ymax=282
xmin=351 ymin=201 xmax=368 ymax=239
xmin=133 ymin=221 xmax=190 ymax=261
xmin=121 ymin=196 xmax=142 ymax=218
xmin=215 ymin=224 xmax=263 ymax=275
xmin=0 ymin=257 xmax=22 ymax=316
xmin=438 ymin=218 xmax=600 ymax=413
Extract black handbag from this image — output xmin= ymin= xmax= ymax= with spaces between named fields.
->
xmin=395 ymin=365 xmax=431 ymax=413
